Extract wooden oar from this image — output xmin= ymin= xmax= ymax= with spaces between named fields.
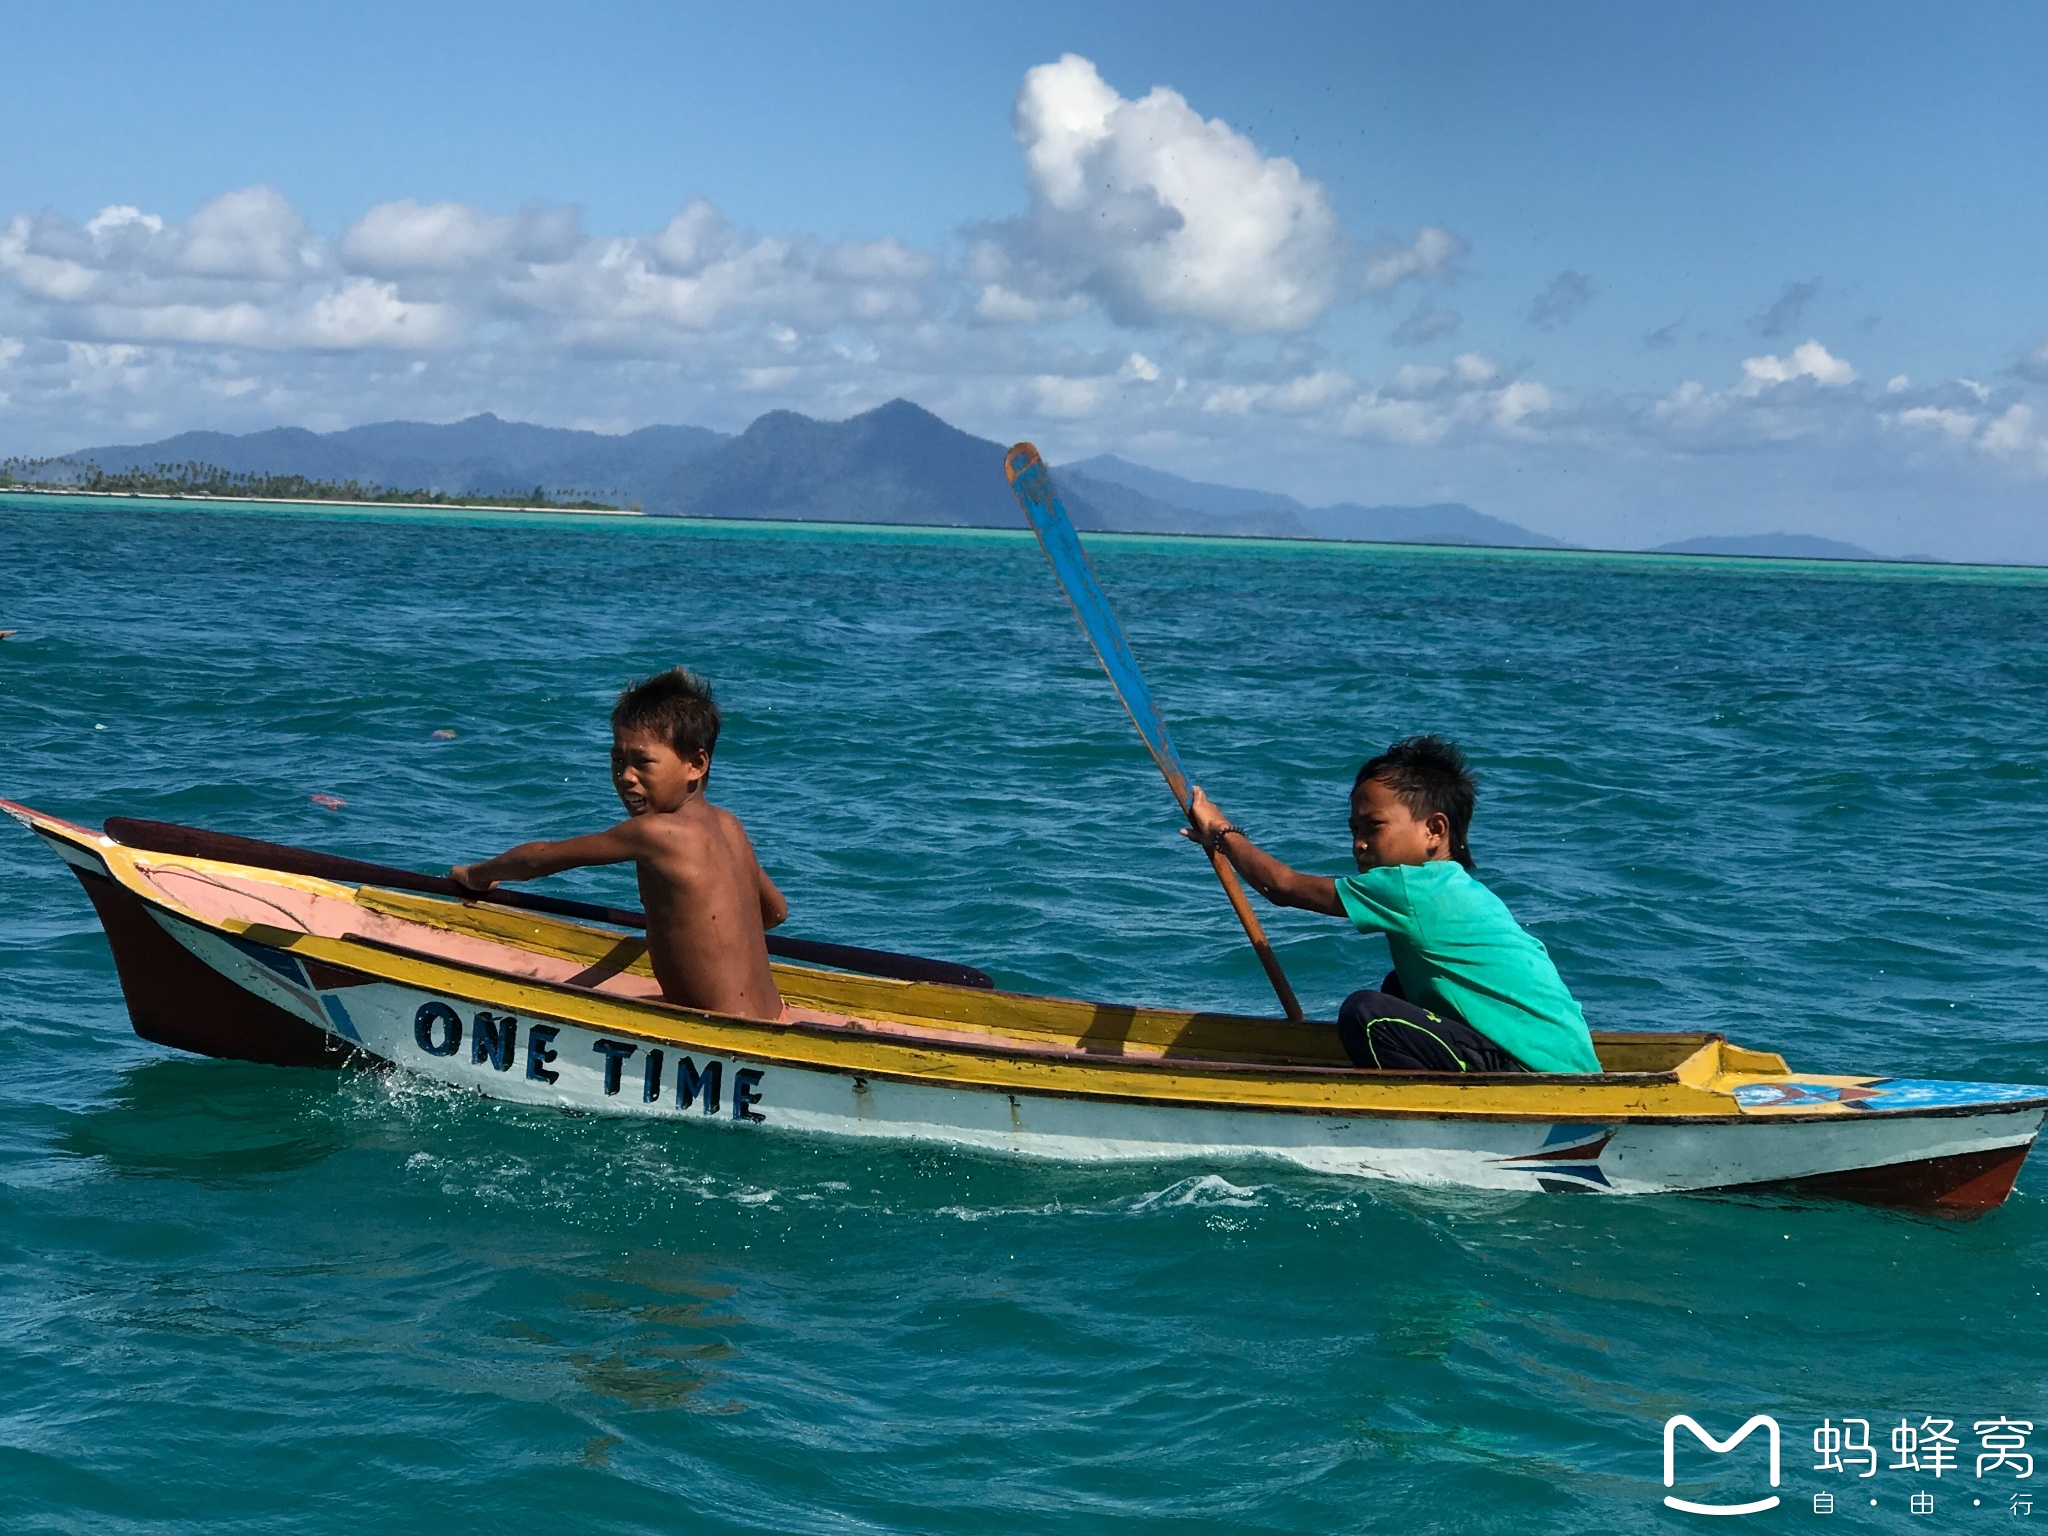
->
xmin=102 ymin=816 xmax=995 ymax=991
xmin=1003 ymin=443 xmax=1305 ymax=1021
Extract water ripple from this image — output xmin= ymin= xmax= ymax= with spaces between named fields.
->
xmin=4 ymin=499 xmax=2048 ymax=1532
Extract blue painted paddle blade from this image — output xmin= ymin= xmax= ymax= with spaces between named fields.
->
xmin=1004 ymin=439 xmax=1306 ymax=1020
xmin=1003 ymin=443 xmax=1193 ymax=809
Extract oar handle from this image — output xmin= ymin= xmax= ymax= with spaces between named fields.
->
xmin=1197 ymin=835 xmax=1305 ymax=1022
xmin=1156 ymin=783 xmax=1305 ymax=1022
xmin=1160 ymin=791 xmax=1301 ymax=1018
xmin=103 ymin=816 xmax=995 ymax=991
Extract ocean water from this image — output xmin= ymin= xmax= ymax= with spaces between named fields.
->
xmin=2 ymin=493 xmax=2046 ymax=1533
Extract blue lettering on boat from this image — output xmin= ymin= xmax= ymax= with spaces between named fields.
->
xmin=414 ymin=1001 xmax=461 ymax=1057
xmin=592 ymin=1038 xmax=638 ymax=1095
xmin=733 ymin=1067 xmax=765 ymax=1122
xmin=405 ymin=1003 xmax=757 ymax=1119
xmin=676 ymin=1056 xmax=721 ymax=1114
xmin=472 ymin=1012 xmax=517 ymax=1071
xmin=526 ymin=1024 xmax=561 ymax=1084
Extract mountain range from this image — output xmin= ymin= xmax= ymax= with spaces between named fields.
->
xmin=1647 ymin=533 xmax=1883 ymax=560
xmin=59 ymin=413 xmax=729 ymax=511
xmin=62 ymin=399 xmax=1571 ymax=548
xmin=62 ymin=399 xmax=1899 ymax=557
xmin=1061 ymin=453 xmax=1572 ymax=546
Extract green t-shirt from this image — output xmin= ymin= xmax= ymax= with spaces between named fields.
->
xmin=1332 ymin=861 xmax=1601 ymax=1075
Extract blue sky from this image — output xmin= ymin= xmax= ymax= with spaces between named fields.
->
xmin=4 ymin=1 xmax=2046 ymax=557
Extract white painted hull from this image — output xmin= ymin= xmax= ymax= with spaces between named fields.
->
xmin=158 ymin=908 xmax=2045 ymax=1199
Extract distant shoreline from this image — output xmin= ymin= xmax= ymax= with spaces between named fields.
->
xmin=1 ymin=484 xmax=2029 ymax=573
xmin=0 ymin=485 xmax=644 ymax=516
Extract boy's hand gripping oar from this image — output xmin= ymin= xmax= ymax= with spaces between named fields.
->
xmin=1003 ymin=442 xmax=1305 ymax=1021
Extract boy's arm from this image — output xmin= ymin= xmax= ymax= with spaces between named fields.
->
xmin=737 ymin=824 xmax=789 ymax=929
xmin=709 ymin=808 xmax=788 ymax=929
xmin=1184 ymin=788 xmax=1344 ymax=917
xmin=451 ymin=821 xmax=646 ymax=892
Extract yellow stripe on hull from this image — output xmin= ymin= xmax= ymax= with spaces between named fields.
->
xmin=8 ymin=797 xmax=2044 ymax=1210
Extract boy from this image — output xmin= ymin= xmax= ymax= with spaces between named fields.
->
xmin=1184 ymin=735 xmax=1600 ymax=1075
xmin=451 ymin=668 xmax=789 ymax=1021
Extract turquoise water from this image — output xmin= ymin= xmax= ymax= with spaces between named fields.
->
xmin=3 ymin=493 xmax=2046 ymax=1533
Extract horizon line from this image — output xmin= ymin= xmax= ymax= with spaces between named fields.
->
xmin=1 ymin=485 xmax=2029 ymax=578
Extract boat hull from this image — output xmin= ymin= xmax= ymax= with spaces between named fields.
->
xmin=14 ymin=799 xmax=2042 ymax=1212
xmin=66 ymin=863 xmax=357 ymax=1067
xmin=151 ymin=898 xmax=2041 ymax=1209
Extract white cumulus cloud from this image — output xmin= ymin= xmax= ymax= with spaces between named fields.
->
xmin=1894 ymin=400 xmax=2048 ymax=475
xmin=1890 ymin=404 xmax=1979 ymax=443
xmin=177 ymin=188 xmax=316 ymax=281
xmin=1877 ymin=380 xmax=2048 ymax=476
xmin=1738 ymin=339 xmax=1856 ymax=394
xmin=1978 ymin=404 xmax=2048 ymax=469
xmin=1640 ymin=351 xmax=2048 ymax=495
xmin=1348 ymin=353 xmax=1550 ymax=444
xmin=1191 ymin=350 xmax=1549 ymax=447
xmin=0 ymin=189 xmax=934 ymax=357
xmin=1362 ymin=226 xmax=1466 ymax=293
xmin=0 ymin=190 xmax=458 ymax=350
xmin=508 ymin=200 xmax=935 ymax=340
xmin=341 ymin=200 xmax=581 ymax=274
xmin=1654 ymin=343 xmax=1859 ymax=437
xmin=978 ymin=54 xmax=1343 ymax=332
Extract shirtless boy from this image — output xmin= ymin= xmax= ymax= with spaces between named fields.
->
xmin=451 ymin=668 xmax=788 ymax=1020
xmin=1184 ymin=734 xmax=1600 ymax=1075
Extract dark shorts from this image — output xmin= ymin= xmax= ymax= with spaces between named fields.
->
xmin=1336 ymin=972 xmax=1528 ymax=1073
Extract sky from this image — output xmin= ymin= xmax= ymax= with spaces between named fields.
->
xmin=3 ymin=0 xmax=2047 ymax=558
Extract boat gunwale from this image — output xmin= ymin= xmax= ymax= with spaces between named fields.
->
xmin=279 ymin=918 xmax=1694 ymax=1083
xmin=347 ymin=877 xmax=1756 ymax=1067
xmin=427 ymin=895 xmax=1750 ymax=1052
xmin=26 ymin=803 xmax=2048 ymax=1128
xmin=157 ymin=914 xmax=2048 ymax=1127
xmin=51 ymin=803 xmax=1701 ymax=1058
xmin=76 ymin=815 xmax=1714 ymax=1087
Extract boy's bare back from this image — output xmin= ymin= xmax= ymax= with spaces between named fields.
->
xmin=619 ymin=799 xmax=783 ymax=1017
xmin=451 ymin=669 xmax=788 ymax=1021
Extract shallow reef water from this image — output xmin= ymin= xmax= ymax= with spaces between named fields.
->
xmin=2 ymin=496 xmax=2045 ymax=1532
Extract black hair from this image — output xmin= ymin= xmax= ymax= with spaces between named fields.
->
xmin=1353 ymin=734 xmax=1477 ymax=869
xmin=611 ymin=667 xmax=721 ymax=760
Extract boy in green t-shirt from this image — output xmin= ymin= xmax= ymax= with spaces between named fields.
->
xmin=1184 ymin=735 xmax=1601 ymax=1075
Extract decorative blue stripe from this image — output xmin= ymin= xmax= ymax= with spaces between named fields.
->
xmin=1537 ymin=1164 xmax=1611 ymax=1186
xmin=321 ymin=993 xmax=363 ymax=1043
xmin=1734 ymin=1078 xmax=2048 ymax=1112
xmin=225 ymin=935 xmax=308 ymax=990
xmin=1732 ymin=1081 xmax=1852 ymax=1107
xmin=1540 ymin=1121 xmax=1612 ymax=1147
xmin=1849 ymin=1079 xmax=2048 ymax=1111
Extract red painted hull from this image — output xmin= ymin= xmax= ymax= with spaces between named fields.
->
xmin=1753 ymin=1141 xmax=2031 ymax=1215
xmin=69 ymin=865 xmax=356 ymax=1068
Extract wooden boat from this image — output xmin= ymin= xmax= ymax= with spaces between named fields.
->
xmin=12 ymin=797 xmax=2046 ymax=1212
